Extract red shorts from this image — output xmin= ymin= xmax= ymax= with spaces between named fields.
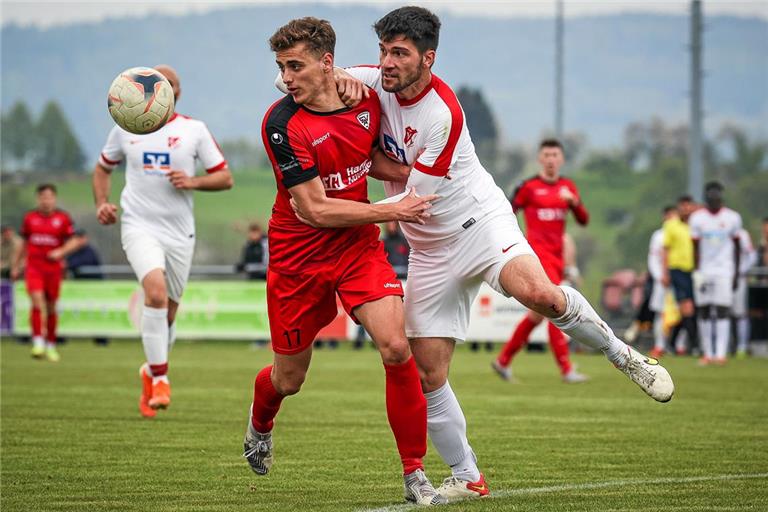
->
xmin=267 ymin=239 xmax=403 ymax=355
xmin=537 ymin=252 xmax=564 ymax=285
xmin=25 ymin=265 xmax=63 ymax=301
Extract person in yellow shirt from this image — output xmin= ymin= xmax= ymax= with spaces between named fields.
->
xmin=661 ymin=195 xmax=698 ymax=353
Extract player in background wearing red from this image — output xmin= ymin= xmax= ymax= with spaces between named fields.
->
xmin=11 ymin=184 xmax=85 ymax=362
xmin=243 ymin=18 xmax=445 ymax=506
xmin=93 ymin=65 xmax=234 ymax=418
xmin=493 ymin=139 xmax=590 ymax=383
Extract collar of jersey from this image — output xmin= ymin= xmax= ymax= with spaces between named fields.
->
xmin=396 ymin=74 xmax=436 ymax=107
xmin=300 ymin=104 xmax=352 ymax=116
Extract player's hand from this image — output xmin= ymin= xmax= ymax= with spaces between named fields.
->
xmin=334 ymin=68 xmax=368 ymax=108
xmin=47 ymin=248 xmax=64 ymax=262
xmin=9 ymin=267 xmax=20 ymax=281
xmin=394 ymin=188 xmax=439 ymax=225
xmin=289 ymin=198 xmax=317 ymax=227
xmin=661 ymin=272 xmax=670 ymax=288
xmin=559 ymin=187 xmax=577 ymax=206
xmin=96 ymin=202 xmax=118 ymax=225
xmin=168 ymin=170 xmax=195 ymax=190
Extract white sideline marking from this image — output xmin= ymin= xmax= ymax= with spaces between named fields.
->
xmin=357 ymin=472 xmax=768 ymax=512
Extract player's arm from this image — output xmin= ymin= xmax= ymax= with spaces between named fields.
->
xmin=92 ymin=163 xmax=119 ymax=225
xmin=168 ymin=166 xmax=234 ymax=191
xmin=288 ymin=177 xmax=435 ymax=228
xmin=660 ymin=222 xmax=672 ymax=286
xmin=369 ymin=148 xmax=411 ymax=183
xmin=275 ymin=67 xmax=377 ymax=108
xmin=9 ymin=239 xmax=26 ymax=281
xmin=560 ymin=182 xmax=589 ymax=225
xmin=47 ymin=234 xmax=87 ymax=262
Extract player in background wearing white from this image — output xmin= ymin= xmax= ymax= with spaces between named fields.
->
xmin=285 ymin=6 xmax=675 ymax=502
xmin=93 ymin=65 xmax=233 ymax=418
xmin=647 ymin=206 xmax=683 ymax=357
xmin=732 ymin=228 xmax=756 ymax=358
xmin=689 ymin=182 xmax=742 ymax=366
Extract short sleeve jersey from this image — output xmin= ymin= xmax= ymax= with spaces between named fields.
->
xmin=346 ymin=67 xmax=513 ymax=249
xmin=662 ymin=217 xmax=694 ymax=272
xmin=648 ymin=229 xmax=664 ymax=280
xmin=262 ymin=92 xmax=382 ymax=272
xmin=511 ymin=176 xmax=588 ymax=260
xmin=689 ymin=207 xmax=742 ymax=277
xmin=98 ymin=113 xmax=227 ymax=243
xmin=736 ymin=228 xmax=757 ymax=274
xmin=21 ymin=209 xmax=75 ymax=270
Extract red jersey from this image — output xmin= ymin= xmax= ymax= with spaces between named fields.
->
xmin=20 ymin=209 xmax=75 ymax=270
xmin=512 ymin=176 xmax=588 ymax=260
xmin=262 ymin=92 xmax=382 ymax=272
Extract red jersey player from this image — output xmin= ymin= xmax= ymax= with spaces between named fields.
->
xmin=243 ymin=18 xmax=445 ymax=506
xmin=492 ymin=139 xmax=590 ymax=383
xmin=11 ymin=184 xmax=84 ymax=361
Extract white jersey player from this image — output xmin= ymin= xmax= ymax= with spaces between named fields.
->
xmin=93 ymin=65 xmax=233 ymax=418
xmin=733 ymin=228 xmax=757 ymax=356
xmin=689 ymin=181 xmax=742 ymax=364
xmin=314 ymin=6 xmax=675 ymax=502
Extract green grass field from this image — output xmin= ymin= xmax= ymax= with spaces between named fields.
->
xmin=2 ymin=340 xmax=767 ymax=511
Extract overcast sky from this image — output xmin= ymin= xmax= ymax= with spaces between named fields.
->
xmin=2 ymin=0 xmax=767 ymax=28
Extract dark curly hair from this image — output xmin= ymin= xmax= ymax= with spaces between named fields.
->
xmin=373 ymin=6 xmax=441 ymax=54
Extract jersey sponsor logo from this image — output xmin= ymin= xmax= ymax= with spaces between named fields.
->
xmin=322 ymin=159 xmax=372 ymax=190
xmin=143 ymin=152 xmax=171 ymax=176
xmin=29 ymin=233 xmax=59 ymax=246
xmin=278 ymin=157 xmax=301 ymax=173
xmin=270 ymin=132 xmax=284 ymax=145
xmin=383 ymin=133 xmax=407 ymax=165
xmin=404 ymin=126 xmax=418 ymax=147
xmin=536 ymin=208 xmax=566 ymax=221
xmin=168 ymin=136 xmax=181 ymax=148
xmin=356 ymin=111 xmax=370 ymax=130
xmin=311 ymin=132 xmax=330 ymax=147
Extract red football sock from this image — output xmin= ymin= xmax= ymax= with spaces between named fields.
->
xmin=384 ymin=356 xmax=426 ymax=475
xmin=548 ymin=322 xmax=572 ymax=375
xmin=497 ymin=316 xmax=537 ymax=367
xmin=46 ymin=312 xmax=58 ymax=343
xmin=149 ymin=363 xmax=168 ymax=377
xmin=31 ymin=307 xmax=42 ymax=337
xmin=251 ymin=365 xmax=284 ymax=433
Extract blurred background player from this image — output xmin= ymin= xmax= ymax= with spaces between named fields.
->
xmin=732 ymin=227 xmax=757 ymax=357
xmin=92 ymin=64 xmax=233 ymax=418
xmin=661 ymin=195 xmax=699 ymax=354
xmin=236 ymin=222 xmax=268 ymax=280
xmin=689 ymin=181 xmax=742 ymax=365
xmin=1 ymin=225 xmax=23 ymax=280
xmin=245 ymin=18 xmax=444 ymax=505
xmin=492 ymin=139 xmax=590 ymax=384
xmin=10 ymin=184 xmax=84 ymax=361
xmin=646 ymin=207 xmax=682 ymax=357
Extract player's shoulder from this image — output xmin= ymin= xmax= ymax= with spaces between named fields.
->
xmin=512 ymin=175 xmax=538 ymax=196
xmin=427 ymin=74 xmax=463 ymax=120
xmin=558 ymin=176 xmax=578 ymax=187
xmin=22 ymin=209 xmax=37 ymax=221
xmin=168 ymin=113 xmax=206 ymax=131
xmin=263 ymin=95 xmax=302 ymax=131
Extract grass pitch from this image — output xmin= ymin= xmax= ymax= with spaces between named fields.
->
xmin=2 ymin=339 xmax=767 ymax=511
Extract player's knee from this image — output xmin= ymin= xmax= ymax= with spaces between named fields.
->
xmin=143 ymin=286 xmax=168 ymax=308
xmin=376 ymin=336 xmax=411 ymax=365
xmin=272 ymin=370 xmax=306 ymax=396
xmin=524 ymin=286 xmax=561 ymax=316
xmin=419 ymin=367 xmax=448 ymax=393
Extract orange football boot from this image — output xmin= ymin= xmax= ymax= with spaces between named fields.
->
xmin=139 ymin=363 xmax=156 ymax=418
xmin=148 ymin=379 xmax=171 ymax=410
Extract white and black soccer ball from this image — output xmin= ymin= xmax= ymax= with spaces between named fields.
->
xmin=107 ymin=67 xmax=175 ymax=134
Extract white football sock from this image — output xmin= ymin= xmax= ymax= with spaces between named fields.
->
xmin=653 ymin=316 xmax=666 ymax=351
xmin=551 ymin=286 xmax=628 ymax=366
xmin=142 ymin=306 xmax=168 ymax=369
xmin=424 ymin=381 xmax=480 ymax=482
xmin=168 ymin=322 xmax=177 ymax=352
xmin=714 ymin=319 xmax=730 ymax=359
xmin=698 ymin=318 xmax=713 ymax=358
xmin=674 ymin=329 xmax=688 ymax=353
xmin=32 ymin=336 xmax=45 ymax=351
xmin=736 ymin=318 xmax=749 ymax=352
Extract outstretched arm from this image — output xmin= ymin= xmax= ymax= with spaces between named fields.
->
xmin=168 ymin=167 xmax=234 ymax=191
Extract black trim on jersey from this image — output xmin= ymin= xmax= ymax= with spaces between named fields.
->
xmin=510 ymin=177 xmax=536 ymax=204
xmin=300 ymin=105 xmax=352 ymax=116
xmin=265 ymin=96 xmax=320 ymax=189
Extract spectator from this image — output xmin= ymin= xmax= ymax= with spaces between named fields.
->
xmin=1 ymin=225 xmax=23 ymax=280
xmin=237 ymin=222 xmax=268 ymax=280
xmin=66 ymin=230 xmax=108 ymax=346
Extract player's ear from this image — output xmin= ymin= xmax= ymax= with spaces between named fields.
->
xmin=421 ymin=49 xmax=436 ymax=69
xmin=321 ymin=52 xmax=334 ymax=73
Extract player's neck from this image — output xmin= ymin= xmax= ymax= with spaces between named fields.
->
xmin=302 ymin=86 xmax=347 ymax=113
xmin=396 ymin=70 xmax=433 ymax=102
xmin=538 ymin=172 xmax=559 ymax=184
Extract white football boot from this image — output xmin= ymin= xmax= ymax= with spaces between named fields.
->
xmin=616 ymin=346 xmax=674 ymax=402
xmin=404 ymin=469 xmax=447 ymax=506
xmin=436 ymin=473 xmax=490 ymax=502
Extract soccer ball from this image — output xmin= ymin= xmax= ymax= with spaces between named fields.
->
xmin=107 ymin=67 xmax=175 ymax=134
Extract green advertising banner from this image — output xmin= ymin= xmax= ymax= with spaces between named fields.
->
xmin=12 ymin=280 xmax=270 ymax=339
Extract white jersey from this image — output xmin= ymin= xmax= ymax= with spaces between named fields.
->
xmin=648 ymin=229 xmax=664 ymax=280
xmin=689 ymin=207 xmax=742 ymax=277
xmin=736 ymin=228 xmax=757 ymax=275
xmin=98 ymin=113 xmax=227 ymax=244
xmin=347 ymin=67 xmax=513 ymax=250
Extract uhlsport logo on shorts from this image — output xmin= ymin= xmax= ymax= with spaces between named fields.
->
xmin=143 ymin=152 xmax=171 ymax=176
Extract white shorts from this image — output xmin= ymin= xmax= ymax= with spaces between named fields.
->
xmin=732 ymin=276 xmax=748 ymax=317
xmin=649 ymin=279 xmax=666 ymax=313
xmin=693 ymin=272 xmax=733 ymax=308
xmin=405 ymin=213 xmax=534 ymax=341
xmin=121 ymin=227 xmax=194 ymax=302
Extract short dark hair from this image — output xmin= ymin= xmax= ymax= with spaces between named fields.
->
xmin=269 ymin=17 xmax=336 ymax=57
xmin=705 ymin=181 xmax=724 ymax=192
xmin=539 ymin=138 xmax=564 ymax=151
xmin=677 ymin=195 xmax=693 ymax=203
xmin=374 ymin=6 xmax=441 ymax=54
xmin=36 ymin=183 xmax=57 ymax=194
xmin=663 ymin=205 xmax=676 ymax=214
